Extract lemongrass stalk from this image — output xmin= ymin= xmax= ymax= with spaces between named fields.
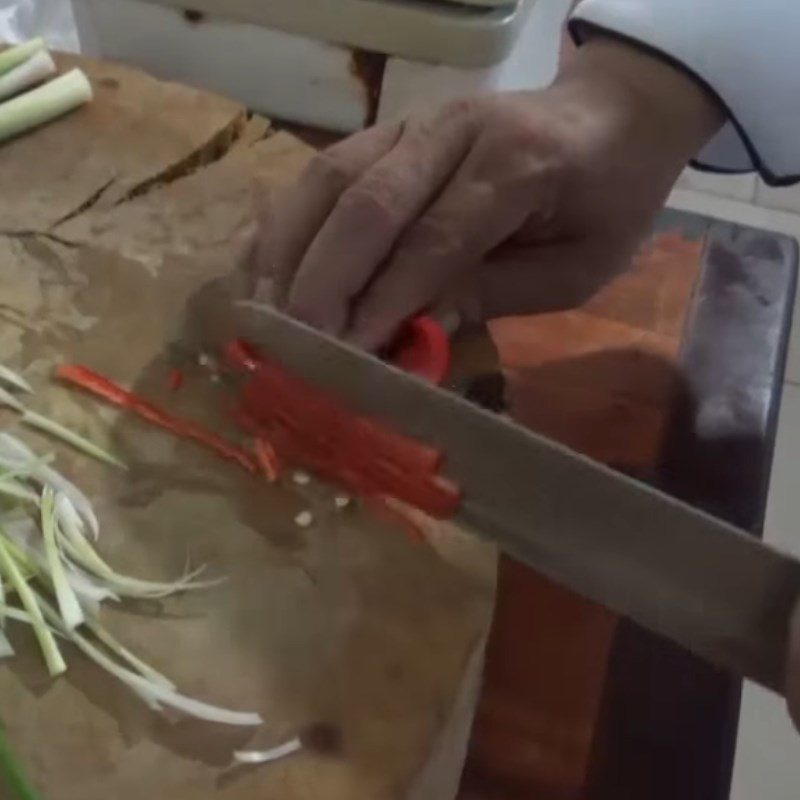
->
xmin=21 ymin=410 xmax=126 ymax=470
xmin=0 ymin=532 xmax=65 ymax=676
xmin=0 ymin=68 xmax=92 ymax=145
xmin=0 ymin=51 xmax=55 ymax=103
xmin=0 ymin=38 xmax=46 ymax=77
xmin=40 ymin=488 xmax=84 ymax=630
xmin=0 ymin=365 xmax=32 ymax=394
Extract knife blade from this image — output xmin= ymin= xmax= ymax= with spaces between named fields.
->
xmin=231 ymin=300 xmax=800 ymax=694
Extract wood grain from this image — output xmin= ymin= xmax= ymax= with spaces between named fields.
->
xmin=0 ymin=54 xmax=495 ymax=800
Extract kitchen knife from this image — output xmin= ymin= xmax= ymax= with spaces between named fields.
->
xmin=230 ymin=300 xmax=800 ymax=695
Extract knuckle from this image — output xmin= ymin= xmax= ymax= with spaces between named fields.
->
xmin=337 ymin=178 xmax=402 ymax=229
xmin=305 ymin=151 xmax=356 ymax=192
xmin=436 ymin=96 xmax=482 ymax=126
xmin=405 ymin=214 xmax=465 ymax=258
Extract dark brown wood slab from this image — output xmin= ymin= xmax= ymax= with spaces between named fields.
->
xmin=459 ymin=211 xmax=797 ymax=800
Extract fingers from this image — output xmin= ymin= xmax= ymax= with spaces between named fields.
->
xmin=345 ymin=155 xmax=534 ymax=351
xmin=259 ymin=122 xmax=402 ymax=305
xmin=286 ymin=107 xmax=478 ymax=335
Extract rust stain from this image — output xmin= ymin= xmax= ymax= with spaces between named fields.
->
xmin=348 ymin=49 xmax=387 ymax=126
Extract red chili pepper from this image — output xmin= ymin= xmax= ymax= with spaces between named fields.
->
xmin=56 ymin=364 xmax=257 ymax=474
xmin=254 ymin=437 xmax=281 ymax=483
xmin=232 ymin=349 xmax=462 ymax=520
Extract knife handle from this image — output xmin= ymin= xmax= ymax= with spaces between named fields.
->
xmin=387 ymin=315 xmax=452 ymax=384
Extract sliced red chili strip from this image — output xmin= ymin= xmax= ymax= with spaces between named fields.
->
xmin=254 ymin=437 xmax=281 ymax=483
xmin=57 ymin=364 xmax=257 ymax=475
xmin=230 ymin=346 xmax=462 ymax=519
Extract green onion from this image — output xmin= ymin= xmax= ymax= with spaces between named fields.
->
xmin=21 ymin=411 xmax=126 ymax=470
xmin=0 ymin=364 xmax=32 ymax=394
xmin=0 ymin=387 xmax=24 ymax=414
xmin=0 ymin=480 xmax=38 ymax=505
xmin=0 ymin=38 xmax=46 ymax=77
xmin=0 ymin=50 xmax=56 ymax=103
xmin=0 ymin=68 xmax=92 ymax=146
xmin=0 ymin=532 xmax=65 ymax=677
xmin=0 ymin=434 xmax=99 ymax=536
xmin=40 ymin=488 xmax=84 ymax=631
xmin=81 ymin=616 xmax=176 ymax=690
xmin=234 ymin=738 xmax=302 ymax=765
xmin=35 ymin=593 xmax=262 ymax=726
xmin=0 ymin=721 xmax=44 ymax=800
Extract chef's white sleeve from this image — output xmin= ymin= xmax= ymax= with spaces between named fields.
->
xmin=570 ymin=0 xmax=800 ymax=186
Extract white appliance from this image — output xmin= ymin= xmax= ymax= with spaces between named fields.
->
xmin=72 ymin=0 xmax=567 ymax=132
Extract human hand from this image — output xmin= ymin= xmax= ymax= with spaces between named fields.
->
xmin=249 ymin=38 xmax=722 ymax=351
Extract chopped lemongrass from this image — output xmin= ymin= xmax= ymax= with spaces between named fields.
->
xmin=35 ymin=593 xmax=261 ymax=726
xmin=0 ymin=433 xmax=99 ymax=536
xmin=292 ymin=472 xmax=310 ymax=487
xmin=0 ymin=67 xmax=92 ymax=146
xmin=0 ymin=50 xmax=56 ymax=103
xmin=0 ymin=38 xmax=46 ymax=77
xmin=0 ymin=532 xmax=65 ymax=677
xmin=0 ymin=364 xmax=32 ymax=394
xmin=40 ymin=487 xmax=84 ymax=630
xmin=21 ymin=410 xmax=127 ymax=470
xmin=0 ymin=386 xmax=24 ymax=413
xmin=82 ymin=616 xmax=176 ymax=690
xmin=234 ymin=737 xmax=303 ymax=765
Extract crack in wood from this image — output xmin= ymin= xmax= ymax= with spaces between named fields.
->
xmin=51 ymin=176 xmax=117 ymax=229
xmin=112 ymin=110 xmax=249 ymax=207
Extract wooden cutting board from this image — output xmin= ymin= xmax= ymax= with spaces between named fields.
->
xmin=0 ymin=53 xmax=495 ymax=799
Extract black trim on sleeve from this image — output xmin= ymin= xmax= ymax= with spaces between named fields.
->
xmin=568 ymin=19 xmax=800 ymax=188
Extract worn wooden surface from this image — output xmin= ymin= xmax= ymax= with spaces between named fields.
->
xmin=0 ymin=54 xmax=496 ymax=800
